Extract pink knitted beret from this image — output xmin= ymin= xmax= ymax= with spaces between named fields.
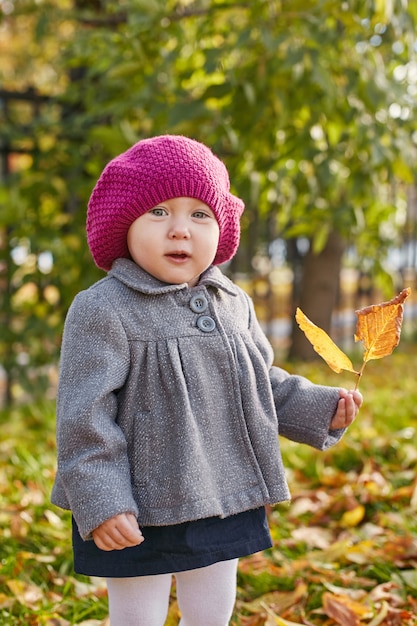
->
xmin=86 ymin=135 xmax=245 ymax=271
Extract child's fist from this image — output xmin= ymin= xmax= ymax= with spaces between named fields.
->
xmin=330 ymin=389 xmax=363 ymax=429
xmin=92 ymin=513 xmax=144 ymax=551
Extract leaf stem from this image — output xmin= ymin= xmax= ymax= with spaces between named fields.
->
xmin=354 ymin=363 xmax=366 ymax=391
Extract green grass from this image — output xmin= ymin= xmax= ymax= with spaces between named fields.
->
xmin=1 ymin=346 xmax=417 ymax=624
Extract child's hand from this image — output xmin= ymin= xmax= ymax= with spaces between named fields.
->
xmin=330 ymin=389 xmax=363 ymax=430
xmin=92 ymin=512 xmax=144 ymax=551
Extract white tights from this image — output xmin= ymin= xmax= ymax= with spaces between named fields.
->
xmin=106 ymin=558 xmax=238 ymax=626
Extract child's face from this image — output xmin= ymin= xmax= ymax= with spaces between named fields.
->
xmin=127 ymin=197 xmax=220 ymax=287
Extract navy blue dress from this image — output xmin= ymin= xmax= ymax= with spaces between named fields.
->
xmin=72 ymin=507 xmax=272 ymax=578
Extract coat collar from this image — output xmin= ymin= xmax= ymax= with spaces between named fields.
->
xmin=108 ymin=258 xmax=239 ymax=296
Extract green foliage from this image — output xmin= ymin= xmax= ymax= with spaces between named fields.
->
xmin=1 ymin=350 xmax=417 ymax=623
xmin=1 ymin=0 xmax=417 ymax=401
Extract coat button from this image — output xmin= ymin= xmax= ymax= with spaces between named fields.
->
xmin=196 ymin=315 xmax=216 ymax=332
xmin=189 ymin=293 xmax=208 ymax=313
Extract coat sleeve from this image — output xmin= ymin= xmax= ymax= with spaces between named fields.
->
xmin=52 ymin=288 xmax=139 ymax=540
xmin=245 ymin=292 xmax=345 ymax=451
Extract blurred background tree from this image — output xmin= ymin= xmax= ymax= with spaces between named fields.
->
xmin=1 ymin=0 xmax=416 ymax=405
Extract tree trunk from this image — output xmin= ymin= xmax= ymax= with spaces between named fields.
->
xmin=288 ymin=230 xmax=346 ymax=361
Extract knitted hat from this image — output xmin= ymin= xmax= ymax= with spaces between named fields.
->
xmin=86 ymin=135 xmax=245 ymax=271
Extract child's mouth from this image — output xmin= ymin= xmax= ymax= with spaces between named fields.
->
xmin=166 ymin=252 xmax=190 ymax=261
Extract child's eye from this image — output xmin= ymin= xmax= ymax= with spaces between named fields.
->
xmin=192 ymin=211 xmax=210 ymax=219
xmin=150 ymin=207 xmax=167 ymax=216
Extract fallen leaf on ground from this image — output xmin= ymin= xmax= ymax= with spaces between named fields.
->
xmin=241 ymin=583 xmax=307 ymax=616
xmin=322 ymin=591 xmax=372 ymax=624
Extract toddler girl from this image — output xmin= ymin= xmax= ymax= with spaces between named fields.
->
xmin=52 ymin=135 xmax=362 ymax=626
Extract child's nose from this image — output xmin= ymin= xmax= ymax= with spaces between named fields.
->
xmin=168 ymin=220 xmax=190 ymax=239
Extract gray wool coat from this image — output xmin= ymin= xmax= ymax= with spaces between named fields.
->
xmin=51 ymin=258 xmax=344 ymax=541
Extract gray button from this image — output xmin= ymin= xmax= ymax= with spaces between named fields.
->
xmin=196 ymin=315 xmax=216 ymax=332
xmin=190 ymin=294 xmax=208 ymax=313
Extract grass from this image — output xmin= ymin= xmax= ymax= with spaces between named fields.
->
xmin=0 ymin=346 xmax=417 ymax=624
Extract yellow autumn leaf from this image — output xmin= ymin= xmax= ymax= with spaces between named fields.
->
xmin=273 ymin=617 xmax=307 ymax=626
xmin=341 ymin=504 xmax=366 ymax=528
xmin=258 ymin=596 xmax=308 ymax=626
xmin=323 ymin=591 xmax=373 ymax=620
xmin=6 ymin=579 xmax=43 ymax=608
xmin=0 ymin=592 xmax=12 ymax=610
xmin=268 ymin=614 xmax=306 ymax=626
xmin=242 ymin=583 xmax=308 ymax=615
xmin=295 ymin=308 xmax=357 ymax=374
xmin=345 ymin=539 xmax=376 ymax=564
xmin=355 ymin=288 xmax=411 ymax=363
